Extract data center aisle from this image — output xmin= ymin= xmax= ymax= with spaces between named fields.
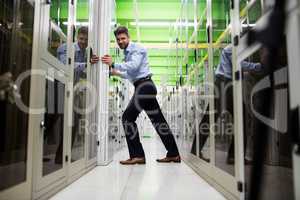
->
xmin=50 ymin=137 xmax=226 ymax=200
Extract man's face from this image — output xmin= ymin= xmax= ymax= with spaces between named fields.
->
xmin=116 ymin=33 xmax=130 ymax=49
xmin=77 ymin=33 xmax=88 ymax=49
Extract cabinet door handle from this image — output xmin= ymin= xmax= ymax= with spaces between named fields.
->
xmin=40 ymin=121 xmax=46 ymax=131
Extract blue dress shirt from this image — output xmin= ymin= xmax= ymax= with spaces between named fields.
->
xmin=215 ymin=45 xmax=262 ymax=79
xmin=57 ymin=43 xmax=87 ymax=83
xmin=114 ymin=42 xmax=152 ymax=83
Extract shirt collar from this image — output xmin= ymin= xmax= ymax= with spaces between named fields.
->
xmin=125 ymin=42 xmax=134 ymax=54
xmin=75 ymin=42 xmax=86 ymax=52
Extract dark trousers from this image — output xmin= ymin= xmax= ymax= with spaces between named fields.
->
xmin=122 ymin=79 xmax=180 ymax=158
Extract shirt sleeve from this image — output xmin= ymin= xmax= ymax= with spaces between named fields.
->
xmin=113 ymin=50 xmax=144 ymax=72
xmin=117 ymin=70 xmax=129 ymax=79
xmin=221 ymin=47 xmax=232 ymax=68
xmin=57 ymin=44 xmax=67 ymax=64
xmin=241 ymin=61 xmax=262 ymax=72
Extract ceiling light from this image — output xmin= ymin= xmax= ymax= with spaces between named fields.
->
xmin=63 ymin=21 xmax=116 ymax=27
xmin=130 ymin=21 xmax=195 ymax=27
xmin=63 ymin=21 xmax=89 ymax=26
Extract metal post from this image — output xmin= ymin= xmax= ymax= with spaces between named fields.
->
xmin=231 ymin=0 xmax=245 ymax=199
xmin=95 ymin=0 xmax=113 ymax=165
xmin=206 ymin=0 xmax=215 ymax=166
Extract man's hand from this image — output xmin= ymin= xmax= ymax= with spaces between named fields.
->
xmin=90 ymin=55 xmax=99 ymax=64
xmin=0 ymin=72 xmax=12 ymax=91
xmin=110 ymin=68 xmax=121 ymax=76
xmin=0 ymin=72 xmax=20 ymax=103
xmin=101 ymin=55 xmax=113 ymax=67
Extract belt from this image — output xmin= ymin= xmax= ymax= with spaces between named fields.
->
xmin=133 ymin=75 xmax=152 ymax=87
xmin=215 ymin=74 xmax=232 ymax=82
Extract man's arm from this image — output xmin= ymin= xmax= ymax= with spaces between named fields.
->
xmin=57 ymin=43 xmax=99 ymax=65
xmin=110 ymin=68 xmax=129 ymax=79
xmin=57 ymin=44 xmax=67 ymax=64
xmin=101 ymin=49 xmax=144 ymax=73
xmin=113 ymin=51 xmax=144 ymax=72
xmin=241 ymin=61 xmax=262 ymax=72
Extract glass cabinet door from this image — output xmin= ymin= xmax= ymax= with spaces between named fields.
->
xmin=36 ymin=65 xmax=69 ymax=192
xmin=42 ymin=77 xmax=66 ymax=176
xmin=0 ymin=0 xmax=34 ymax=192
xmin=73 ymin=0 xmax=98 ymax=164
xmin=212 ymin=0 xmax=236 ymax=176
xmin=70 ymin=0 xmax=91 ymax=164
xmin=47 ymin=0 xmax=69 ymax=64
xmin=36 ymin=0 xmax=71 ymax=193
xmin=41 ymin=0 xmax=70 ymax=73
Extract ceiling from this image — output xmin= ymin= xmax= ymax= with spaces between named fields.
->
xmin=115 ymin=0 xmax=230 ymax=86
xmin=51 ymin=0 xmax=261 ymax=86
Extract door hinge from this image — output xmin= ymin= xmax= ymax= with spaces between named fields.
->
xmin=231 ymin=0 xmax=234 ymax=9
xmin=206 ymin=26 xmax=211 ymax=43
xmin=237 ymin=181 xmax=243 ymax=192
xmin=65 ymin=155 xmax=69 ymax=162
xmin=72 ymin=25 xmax=76 ymax=42
xmin=234 ymin=35 xmax=239 ymax=46
xmin=235 ymin=70 xmax=241 ymax=81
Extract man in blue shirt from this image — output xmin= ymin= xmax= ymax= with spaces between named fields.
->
xmin=215 ymin=45 xmax=262 ymax=79
xmin=193 ymin=45 xmax=262 ymax=164
xmin=57 ymin=26 xmax=99 ymax=83
xmin=101 ymin=26 xmax=180 ymax=165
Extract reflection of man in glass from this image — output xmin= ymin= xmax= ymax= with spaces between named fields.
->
xmin=57 ymin=26 xmax=99 ymax=80
xmin=54 ymin=27 xmax=99 ymax=164
xmin=57 ymin=26 xmax=88 ymax=83
xmin=192 ymin=45 xmax=262 ymax=164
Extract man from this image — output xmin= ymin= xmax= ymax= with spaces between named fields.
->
xmin=57 ymin=26 xmax=99 ymax=83
xmin=192 ymin=45 xmax=262 ymax=164
xmin=101 ymin=26 xmax=180 ymax=165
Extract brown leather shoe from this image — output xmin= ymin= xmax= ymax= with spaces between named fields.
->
xmin=119 ymin=157 xmax=146 ymax=165
xmin=156 ymin=155 xmax=181 ymax=163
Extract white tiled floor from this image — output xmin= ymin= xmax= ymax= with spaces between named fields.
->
xmin=50 ymin=137 xmax=226 ymax=200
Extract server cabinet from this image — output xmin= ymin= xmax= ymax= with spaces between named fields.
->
xmin=0 ymin=1 xmax=36 ymax=199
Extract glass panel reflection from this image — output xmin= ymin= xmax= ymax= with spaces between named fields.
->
xmin=214 ymin=47 xmax=235 ymax=176
xmin=0 ymin=0 xmax=34 ymax=191
xmin=48 ymin=0 xmax=68 ymax=64
xmin=71 ymin=0 xmax=89 ymax=162
xmin=193 ymin=60 xmax=210 ymax=162
xmin=212 ymin=0 xmax=235 ymax=175
xmin=240 ymin=0 xmax=263 ymax=24
xmin=43 ymin=78 xmax=65 ymax=176
xmin=191 ymin=49 xmax=210 ymax=162
xmin=243 ymin=46 xmax=294 ymax=200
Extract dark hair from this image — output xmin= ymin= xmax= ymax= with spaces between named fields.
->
xmin=78 ymin=26 xmax=88 ymax=35
xmin=114 ymin=26 xmax=129 ymax=37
